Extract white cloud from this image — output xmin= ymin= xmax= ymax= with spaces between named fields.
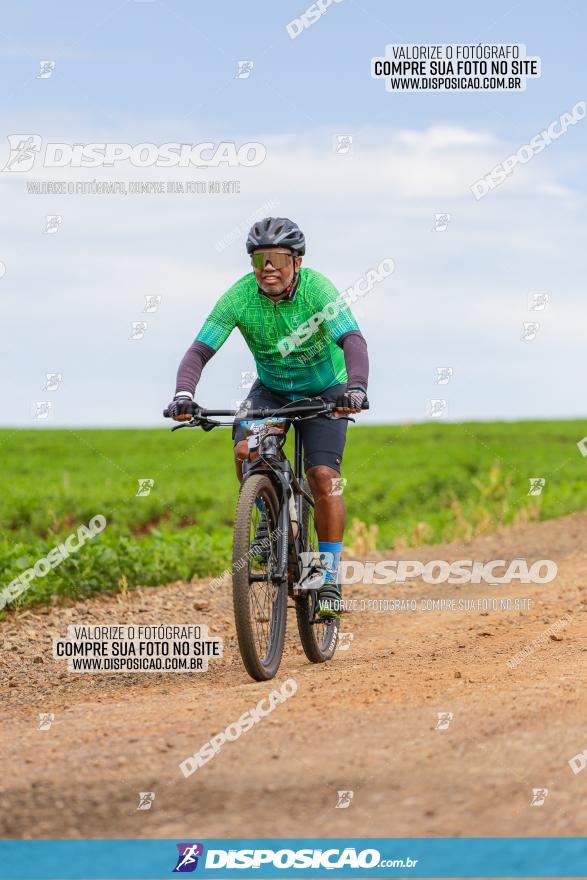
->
xmin=0 ymin=115 xmax=584 ymax=425
xmin=395 ymin=124 xmax=497 ymax=150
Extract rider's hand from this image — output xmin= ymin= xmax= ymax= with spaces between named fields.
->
xmin=166 ymin=393 xmax=195 ymax=421
xmin=333 ymin=385 xmax=366 ymax=417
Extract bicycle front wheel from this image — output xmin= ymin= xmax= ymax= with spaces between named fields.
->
xmin=232 ymin=473 xmax=287 ymax=681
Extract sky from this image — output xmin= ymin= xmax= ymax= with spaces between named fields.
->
xmin=0 ymin=0 xmax=585 ymax=426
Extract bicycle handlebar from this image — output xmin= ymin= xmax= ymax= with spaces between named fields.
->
xmin=163 ymin=396 xmax=369 ymax=421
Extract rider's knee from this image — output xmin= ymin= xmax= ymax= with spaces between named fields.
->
xmin=235 ymin=440 xmax=249 ymax=462
xmin=307 ymin=464 xmax=340 ymax=497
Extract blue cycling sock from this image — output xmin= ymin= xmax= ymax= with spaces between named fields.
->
xmin=318 ymin=540 xmax=343 ymax=587
xmin=254 ymin=497 xmax=265 ymax=514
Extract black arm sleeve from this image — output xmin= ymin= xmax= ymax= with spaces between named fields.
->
xmin=175 ymin=340 xmax=216 ymax=397
xmin=337 ymin=330 xmax=369 ymax=391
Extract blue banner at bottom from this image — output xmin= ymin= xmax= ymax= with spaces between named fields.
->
xmin=0 ymin=838 xmax=586 ymax=879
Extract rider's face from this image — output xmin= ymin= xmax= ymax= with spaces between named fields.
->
xmin=253 ymin=248 xmax=302 ymax=297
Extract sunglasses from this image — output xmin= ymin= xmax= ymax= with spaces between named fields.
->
xmin=250 ymin=251 xmax=293 ymax=270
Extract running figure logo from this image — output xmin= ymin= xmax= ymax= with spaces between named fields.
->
xmin=435 ymin=711 xmax=454 ymax=731
xmin=521 ymin=321 xmax=539 ymax=341
xmin=528 ymin=477 xmax=545 ymax=496
xmin=428 ymin=398 xmax=447 ymax=419
xmin=44 ymin=373 xmax=63 ymax=391
xmin=528 ymin=292 xmax=549 ymax=311
xmin=38 ymin=712 xmax=55 ymax=730
xmin=37 ymin=61 xmax=56 ymax=79
xmin=33 ymin=401 xmax=52 ymax=420
xmin=337 ymin=632 xmax=354 ymax=651
xmin=2 ymin=134 xmax=42 ymax=171
xmin=173 ymin=843 xmax=204 ymax=873
xmin=329 ymin=476 xmax=347 ymax=496
xmin=435 ymin=367 xmax=453 ymax=385
xmin=235 ymin=60 xmax=254 ymax=79
xmin=336 ymin=790 xmax=354 ymax=808
xmin=44 ymin=215 xmax=62 ymax=234
xmin=137 ymin=791 xmax=155 ymax=810
xmin=432 ymin=213 xmax=450 ymax=232
xmin=143 ymin=295 xmax=161 ymax=313
xmin=130 ymin=321 xmax=148 ymax=340
xmin=333 ymin=135 xmax=353 ymax=155
xmin=530 ymin=788 xmax=549 ymax=806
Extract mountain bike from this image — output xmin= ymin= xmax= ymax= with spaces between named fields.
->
xmin=163 ymin=396 xmax=368 ymax=681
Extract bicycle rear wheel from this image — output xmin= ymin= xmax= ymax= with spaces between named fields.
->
xmin=294 ymin=478 xmax=339 ymax=662
xmin=232 ymin=473 xmax=287 ymax=680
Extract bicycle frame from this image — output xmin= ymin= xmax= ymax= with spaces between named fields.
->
xmin=242 ymin=420 xmax=312 ymax=589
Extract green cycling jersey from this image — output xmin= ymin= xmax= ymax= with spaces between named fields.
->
xmin=195 ymin=267 xmax=360 ymax=399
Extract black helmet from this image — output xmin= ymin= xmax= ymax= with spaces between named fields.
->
xmin=246 ymin=217 xmax=305 ymax=255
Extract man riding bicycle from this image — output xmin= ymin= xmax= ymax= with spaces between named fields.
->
xmin=166 ymin=217 xmax=369 ymax=618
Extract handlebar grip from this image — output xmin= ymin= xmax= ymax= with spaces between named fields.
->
xmin=163 ymin=408 xmax=170 ymax=418
xmin=361 ymin=396 xmax=370 ymax=410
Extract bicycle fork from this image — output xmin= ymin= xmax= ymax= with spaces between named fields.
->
xmin=268 ymin=463 xmax=292 ymax=586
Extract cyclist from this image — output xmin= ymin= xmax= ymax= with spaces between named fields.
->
xmin=166 ymin=217 xmax=369 ymax=618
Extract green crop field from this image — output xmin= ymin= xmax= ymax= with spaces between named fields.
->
xmin=1 ymin=420 xmax=585 ymax=613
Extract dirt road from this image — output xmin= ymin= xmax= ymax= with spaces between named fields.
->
xmin=1 ymin=512 xmax=586 ymax=840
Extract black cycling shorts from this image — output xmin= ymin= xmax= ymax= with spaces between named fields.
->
xmin=232 ymin=380 xmax=348 ymax=473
